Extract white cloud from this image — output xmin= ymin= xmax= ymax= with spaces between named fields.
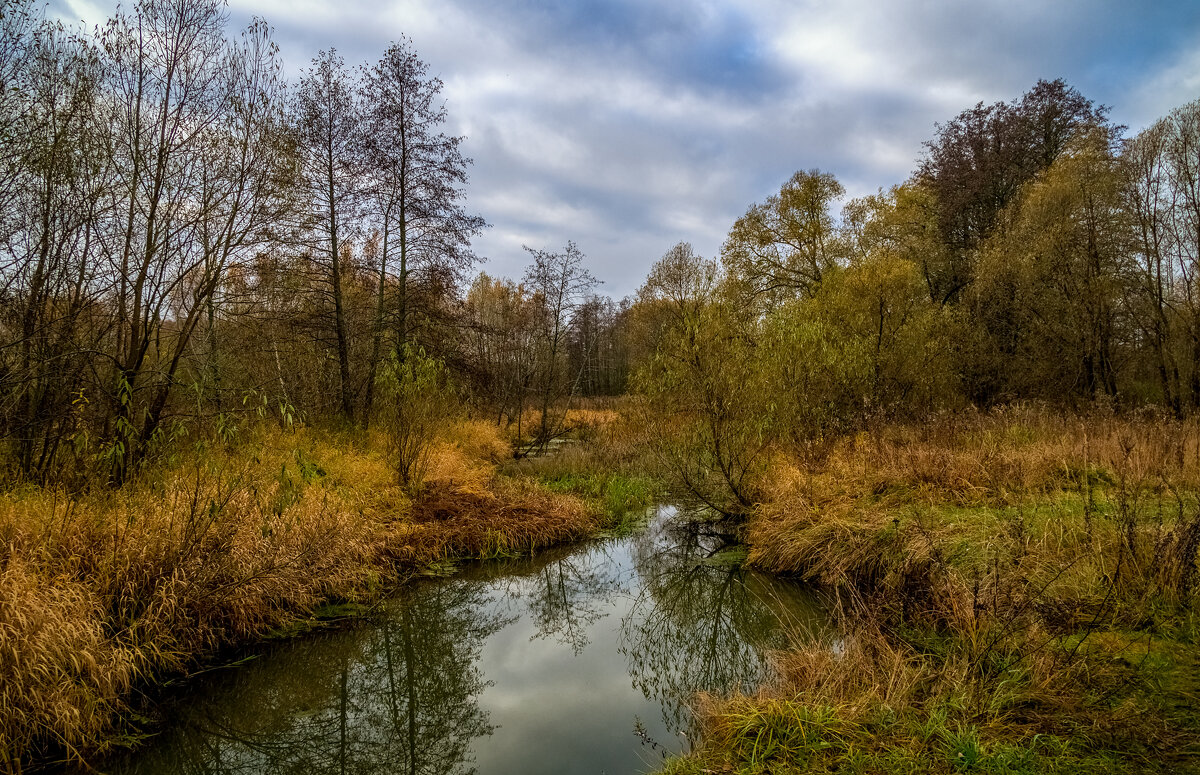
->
xmin=43 ymin=0 xmax=1200 ymax=296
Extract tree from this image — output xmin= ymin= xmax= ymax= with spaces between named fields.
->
xmin=94 ymin=0 xmax=288 ymax=481
xmin=842 ymin=182 xmax=951 ymax=305
xmin=360 ymin=38 xmax=486 ymax=419
xmin=722 ymin=169 xmax=845 ymax=306
xmin=293 ymin=49 xmax=361 ymax=422
xmin=0 ymin=17 xmax=107 ymax=480
xmin=1123 ymin=117 xmax=1180 ymax=412
xmin=919 ymin=79 xmax=1111 ymax=304
xmin=1163 ymin=101 xmax=1200 ymax=408
xmin=522 ymin=242 xmax=598 ymax=451
xmin=635 ymin=244 xmax=769 ymax=515
xmin=971 ymin=130 xmax=1134 ymax=401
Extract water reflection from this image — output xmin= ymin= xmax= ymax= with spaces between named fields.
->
xmin=480 ymin=542 xmax=629 ymax=656
xmin=115 ymin=581 xmax=512 ymax=775
xmin=101 ymin=505 xmax=824 ymax=775
xmin=620 ymin=511 xmax=821 ymax=736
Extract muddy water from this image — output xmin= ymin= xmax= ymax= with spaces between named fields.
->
xmin=106 ymin=505 xmax=825 ymax=775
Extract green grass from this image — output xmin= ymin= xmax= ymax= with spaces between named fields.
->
xmin=661 ymin=696 xmax=1183 ymax=775
xmin=535 ymin=470 xmax=662 ymax=526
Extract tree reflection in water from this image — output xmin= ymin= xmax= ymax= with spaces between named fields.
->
xmin=105 ymin=505 xmax=824 ymax=775
xmin=619 ymin=508 xmax=824 ymax=736
xmin=114 ymin=581 xmax=513 ymax=775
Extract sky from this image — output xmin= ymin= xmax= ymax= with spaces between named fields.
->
xmin=49 ymin=0 xmax=1200 ymax=298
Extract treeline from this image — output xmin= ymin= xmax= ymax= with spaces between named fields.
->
xmin=6 ymin=0 xmax=1195 ymax=498
xmin=0 ymin=0 xmax=631 ymax=486
xmin=634 ymin=80 xmax=1200 ymax=512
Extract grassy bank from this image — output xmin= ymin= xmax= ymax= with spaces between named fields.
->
xmin=501 ymin=402 xmax=665 ymax=534
xmin=662 ymin=407 xmax=1200 ymax=774
xmin=0 ymin=415 xmax=648 ymax=772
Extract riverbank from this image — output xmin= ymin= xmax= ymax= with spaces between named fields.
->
xmin=0 ymin=413 xmax=656 ymax=772
xmin=661 ymin=407 xmax=1200 ymax=774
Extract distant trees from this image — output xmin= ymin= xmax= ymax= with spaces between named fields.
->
xmin=631 ymin=80 xmax=1200 ymax=513
xmin=522 ymin=242 xmax=598 ymax=450
xmin=460 ymin=247 xmax=629 ymax=448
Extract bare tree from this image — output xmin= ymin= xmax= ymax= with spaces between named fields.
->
xmin=361 ymin=38 xmax=485 ymax=418
xmin=522 ymin=241 xmax=598 ymax=452
xmin=293 ymin=48 xmax=361 ymax=422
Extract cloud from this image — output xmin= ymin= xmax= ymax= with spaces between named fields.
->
xmin=44 ymin=0 xmax=1200 ymax=297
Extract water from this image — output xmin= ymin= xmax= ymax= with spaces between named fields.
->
xmin=105 ymin=505 xmax=826 ymax=775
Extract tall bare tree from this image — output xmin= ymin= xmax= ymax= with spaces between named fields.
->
xmin=293 ymin=49 xmax=361 ymax=422
xmin=361 ymin=38 xmax=485 ymax=418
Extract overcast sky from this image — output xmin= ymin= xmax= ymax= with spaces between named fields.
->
xmin=51 ymin=0 xmax=1200 ymax=297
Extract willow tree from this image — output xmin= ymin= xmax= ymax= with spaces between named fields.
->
xmin=634 ymin=243 xmax=769 ymax=515
xmin=972 ymin=129 xmax=1134 ymax=401
xmin=721 ymin=169 xmax=845 ymax=307
xmin=919 ymin=79 xmax=1110 ymax=305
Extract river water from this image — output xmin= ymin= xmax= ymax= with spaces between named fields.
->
xmin=106 ymin=505 xmax=824 ymax=775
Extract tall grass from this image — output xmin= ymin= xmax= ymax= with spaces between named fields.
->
xmin=0 ymin=419 xmax=603 ymax=771
xmin=664 ymin=406 xmax=1200 ymax=774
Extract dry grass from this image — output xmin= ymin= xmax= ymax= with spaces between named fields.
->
xmin=0 ymin=418 xmax=604 ymax=771
xmin=666 ymin=406 xmax=1200 ymax=774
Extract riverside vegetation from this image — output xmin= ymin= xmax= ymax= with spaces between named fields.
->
xmin=658 ymin=409 xmax=1200 ymax=774
xmin=0 ymin=406 xmax=661 ymax=771
xmin=3 ymin=0 xmax=1200 ymax=771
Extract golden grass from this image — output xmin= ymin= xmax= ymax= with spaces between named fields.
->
xmin=668 ymin=406 xmax=1200 ymax=773
xmin=0 ymin=418 xmax=602 ymax=770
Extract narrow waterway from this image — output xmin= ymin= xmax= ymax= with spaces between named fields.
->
xmin=106 ymin=505 xmax=826 ymax=775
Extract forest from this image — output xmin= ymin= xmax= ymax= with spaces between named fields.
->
xmin=1 ymin=0 xmax=1199 ymax=772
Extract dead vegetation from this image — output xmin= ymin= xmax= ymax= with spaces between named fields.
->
xmin=667 ymin=407 xmax=1200 ymax=774
xmin=0 ymin=419 xmax=604 ymax=772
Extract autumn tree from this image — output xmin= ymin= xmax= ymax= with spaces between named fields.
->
xmin=971 ymin=129 xmax=1134 ymax=401
xmin=293 ymin=49 xmax=361 ymax=422
xmin=90 ymin=0 xmax=290 ymax=481
xmin=722 ymin=169 xmax=845 ymax=306
xmin=919 ymin=79 xmax=1111 ymax=304
xmin=523 ymin=242 xmax=598 ymax=451
xmin=0 ymin=12 xmax=106 ymax=480
xmin=360 ymin=38 xmax=485 ymax=419
xmin=1123 ymin=116 xmax=1179 ymax=411
xmin=634 ymin=243 xmax=770 ymax=514
xmin=1163 ymin=101 xmax=1200 ymax=408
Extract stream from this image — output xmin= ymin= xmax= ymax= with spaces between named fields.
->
xmin=104 ymin=504 xmax=826 ymax=775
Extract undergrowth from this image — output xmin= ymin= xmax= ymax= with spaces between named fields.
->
xmin=0 ymin=417 xmax=611 ymax=772
xmin=662 ymin=407 xmax=1200 ymax=774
